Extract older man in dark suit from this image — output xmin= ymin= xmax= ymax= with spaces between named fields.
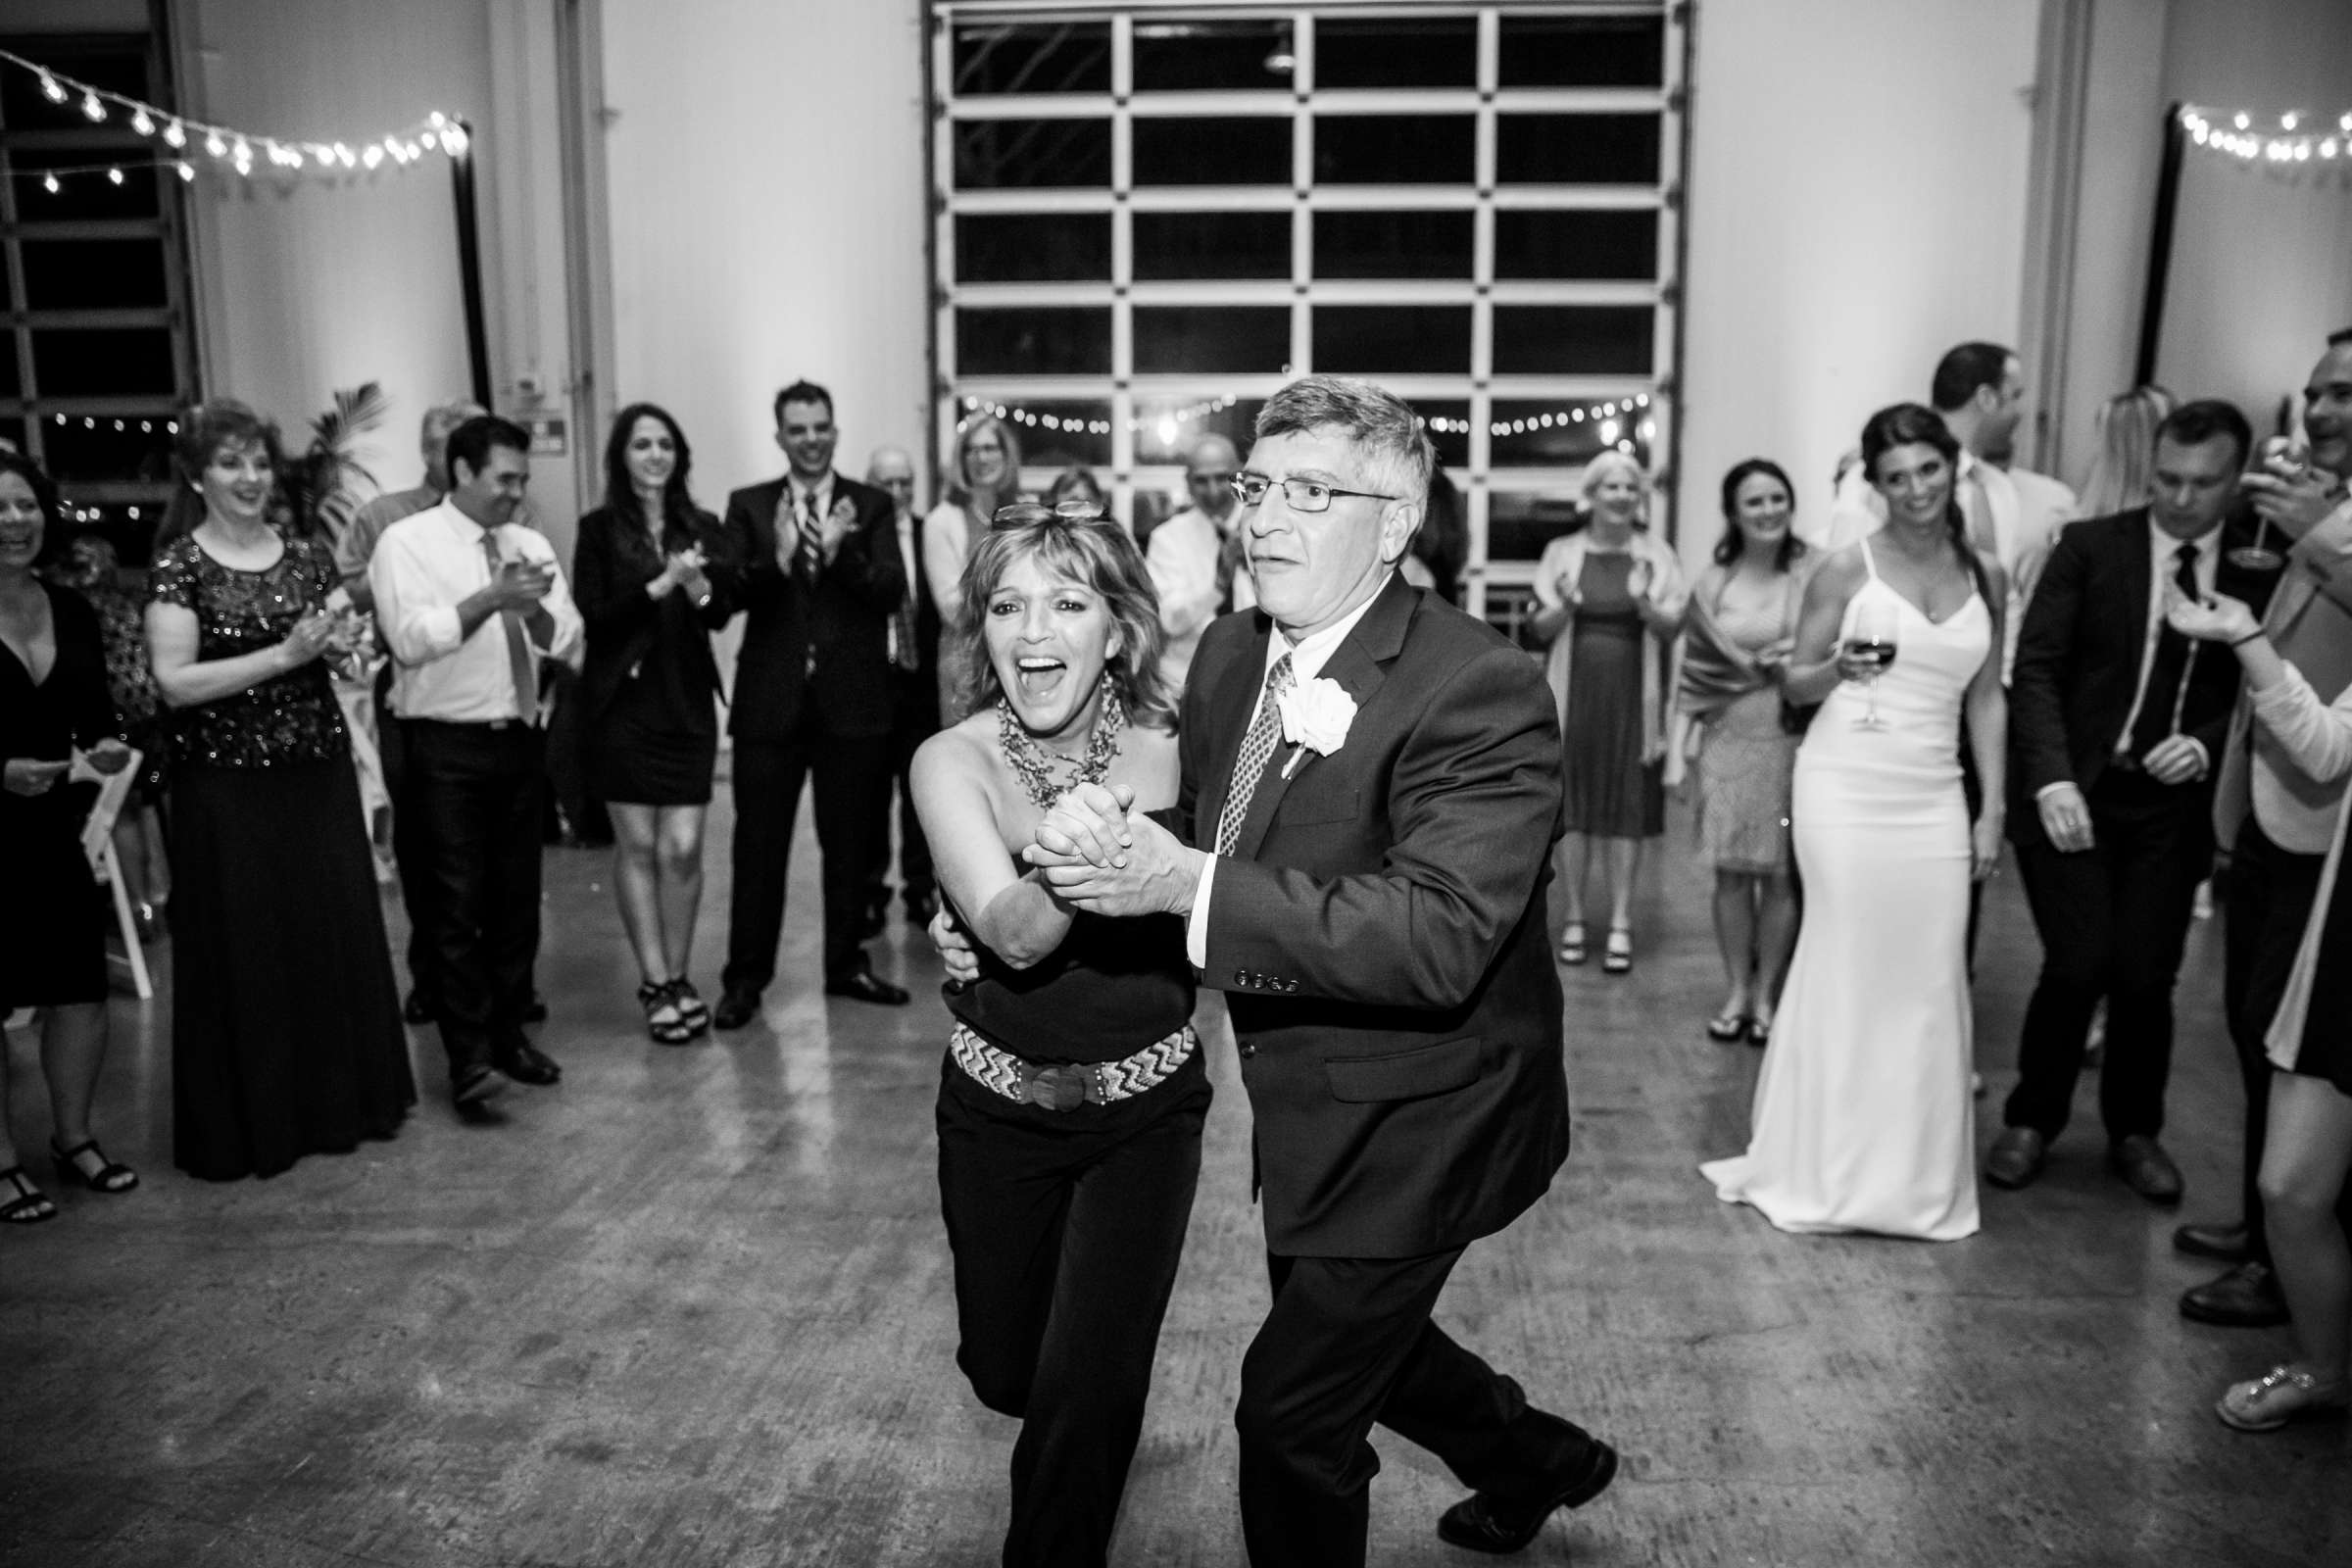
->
xmin=1021 ymin=375 xmax=1614 ymax=1566
xmin=715 ymin=380 xmax=908 ymax=1024
xmin=1992 ymin=400 xmax=2271 ymax=1201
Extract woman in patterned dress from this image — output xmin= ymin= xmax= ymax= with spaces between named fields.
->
xmin=145 ymin=400 xmax=414 ymax=1181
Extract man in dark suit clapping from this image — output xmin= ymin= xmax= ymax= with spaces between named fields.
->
xmin=859 ymin=444 xmax=939 ymax=932
xmin=1012 ymin=375 xmax=1616 ymax=1566
xmin=715 ymin=380 xmax=909 ymax=1024
xmin=1991 ymin=399 xmax=2273 ymax=1200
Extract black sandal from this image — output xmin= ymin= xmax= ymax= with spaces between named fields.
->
xmin=2 ymin=1165 xmax=58 ymax=1223
xmin=638 ymin=980 xmax=696 ymax=1046
xmin=50 ymin=1139 xmax=137 ymax=1194
xmin=667 ymin=978 xmax=711 ymax=1036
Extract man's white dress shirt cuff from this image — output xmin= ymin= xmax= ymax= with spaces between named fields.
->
xmin=1185 ymin=855 xmax=1216 ymax=969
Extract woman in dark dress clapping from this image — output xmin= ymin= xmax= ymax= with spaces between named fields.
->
xmin=911 ymin=502 xmax=1205 ymax=1567
xmin=573 ymin=404 xmax=731 ymax=1045
xmin=0 ymin=451 xmax=139 ymax=1222
xmin=145 ymin=400 xmax=415 ymax=1181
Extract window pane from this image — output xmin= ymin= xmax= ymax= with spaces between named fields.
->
xmin=1133 ymin=306 xmax=1290 ymax=374
xmin=1314 ymin=17 xmax=1477 ymax=88
xmin=33 ymin=328 xmax=177 ymax=396
xmin=21 ymin=239 xmax=172 ymax=310
xmin=954 ymin=119 xmax=1111 ymax=189
xmin=960 ymin=398 xmax=1113 ymax=470
xmin=10 ymin=146 xmax=163 ymax=220
xmin=1312 ymin=306 xmax=1471 ymax=375
xmin=956 ymin=309 xmax=1111 ymax=376
xmin=1133 ymin=211 xmax=1290 ymax=281
xmin=1493 ymin=210 xmax=1658 ymax=281
xmin=1134 ymin=397 xmax=1264 ymax=466
xmin=43 ymin=413 xmax=176 ymax=484
xmin=1486 ymin=491 xmax=1585 ymax=564
xmin=1132 ymin=117 xmax=1291 ymax=186
xmin=952 ymin=23 xmax=1110 ymax=94
xmin=1133 ymin=20 xmax=1292 ymax=92
xmin=1314 ymin=115 xmax=1475 ymax=184
xmin=955 ymin=214 xmax=1109 ymax=283
xmin=1488 ymin=397 xmax=1657 ymax=468
xmin=1495 ymin=115 xmax=1661 ymax=185
xmin=1312 ymin=210 xmax=1472 ymax=279
xmin=1491 ymin=307 xmax=1653 ymax=376
xmin=1498 ymin=17 xmax=1667 ymax=88
xmin=1410 ymin=399 xmax=1472 ymax=469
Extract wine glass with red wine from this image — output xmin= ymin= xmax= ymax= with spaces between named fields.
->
xmin=1845 ymin=595 xmax=1899 ymax=730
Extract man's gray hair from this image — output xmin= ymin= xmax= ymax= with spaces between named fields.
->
xmin=1255 ymin=375 xmax=1434 ymax=506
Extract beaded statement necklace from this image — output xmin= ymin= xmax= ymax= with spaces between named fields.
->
xmin=998 ymin=674 xmax=1127 ymax=808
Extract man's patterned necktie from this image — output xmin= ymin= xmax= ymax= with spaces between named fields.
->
xmin=1215 ymin=652 xmax=1294 ymax=856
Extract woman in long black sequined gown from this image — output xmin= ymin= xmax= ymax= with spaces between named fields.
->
xmin=145 ymin=402 xmax=414 ymax=1181
xmin=911 ymin=504 xmax=1203 ymax=1568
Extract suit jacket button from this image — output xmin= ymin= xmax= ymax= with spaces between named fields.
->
xmin=1238 ymin=1042 xmax=1256 ymax=1058
xmin=1234 ymin=969 xmax=1250 ymax=987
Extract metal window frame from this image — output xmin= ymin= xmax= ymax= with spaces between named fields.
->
xmin=929 ymin=2 xmax=1685 ymax=623
xmin=0 ymin=6 xmax=197 ymax=515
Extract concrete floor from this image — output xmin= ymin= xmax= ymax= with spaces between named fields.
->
xmin=1 ymin=793 xmax=2346 ymax=1567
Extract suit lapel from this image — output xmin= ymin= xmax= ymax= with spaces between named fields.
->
xmin=1233 ymin=574 xmax=1414 ymax=861
xmin=2116 ymin=513 xmax=2153 ymax=662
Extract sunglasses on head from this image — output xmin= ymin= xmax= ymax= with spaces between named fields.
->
xmin=992 ymin=499 xmax=1106 ymax=529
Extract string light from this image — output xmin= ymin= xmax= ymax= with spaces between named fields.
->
xmin=2180 ymin=104 xmax=2352 ymax=165
xmin=1486 ymin=394 xmax=1653 ymax=440
xmin=1126 ymin=392 xmax=1235 ymax=435
xmin=0 ymin=48 xmax=467 ymax=192
xmin=958 ymin=396 xmax=1115 ymax=437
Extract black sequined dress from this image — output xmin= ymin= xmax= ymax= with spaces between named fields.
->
xmin=148 ymin=533 xmax=415 ymax=1180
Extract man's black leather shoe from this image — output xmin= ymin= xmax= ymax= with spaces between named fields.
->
xmin=454 ymin=1097 xmax=509 ymax=1126
xmin=713 ymin=989 xmax=761 ymax=1030
xmin=1436 ymin=1440 xmax=1618 ymax=1554
xmin=403 ymin=989 xmax=437 ymax=1025
xmin=2110 ymin=1135 xmax=2184 ymax=1205
xmin=2174 ymin=1220 xmax=2250 ymax=1263
xmin=825 ymin=968 xmax=910 ymax=1006
xmin=2180 ymin=1261 xmax=2290 ymax=1327
xmin=497 ymin=1044 xmax=563 ymax=1086
xmin=452 ymin=1062 xmax=509 ymax=1105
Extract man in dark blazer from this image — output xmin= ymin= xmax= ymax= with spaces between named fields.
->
xmin=1020 ymin=376 xmax=1615 ymax=1566
xmin=1992 ymin=399 xmax=2273 ymax=1200
xmin=715 ymin=380 xmax=909 ymax=1024
xmin=858 ymin=444 xmax=939 ymax=930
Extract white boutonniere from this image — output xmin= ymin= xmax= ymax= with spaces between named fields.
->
xmin=1276 ymin=677 xmax=1357 ymax=779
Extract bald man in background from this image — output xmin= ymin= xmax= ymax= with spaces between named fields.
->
xmin=1147 ymin=432 xmax=1249 ymax=693
xmin=861 ymin=445 xmax=939 ymax=930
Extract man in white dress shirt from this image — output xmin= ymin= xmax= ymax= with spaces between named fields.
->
xmin=370 ymin=416 xmax=583 ymax=1118
xmin=1147 ymin=433 xmax=1248 ymax=693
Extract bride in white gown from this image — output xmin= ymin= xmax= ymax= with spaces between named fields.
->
xmin=1702 ymin=404 xmax=2008 ymax=1241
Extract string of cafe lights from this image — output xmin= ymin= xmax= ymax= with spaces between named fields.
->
xmin=0 ymin=48 xmax=466 ymax=194
xmin=2180 ymin=104 xmax=2352 ymax=165
xmin=46 ymin=413 xmax=179 ymax=525
xmin=956 ymin=392 xmax=1239 ymax=441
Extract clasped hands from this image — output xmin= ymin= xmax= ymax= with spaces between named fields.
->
xmin=654 ymin=544 xmax=711 ymax=602
xmin=1019 ymin=782 xmax=1205 ymax=920
xmin=4 ymin=738 xmax=131 ymax=797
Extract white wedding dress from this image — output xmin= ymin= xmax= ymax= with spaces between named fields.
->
xmin=1701 ymin=538 xmax=1985 ymax=1242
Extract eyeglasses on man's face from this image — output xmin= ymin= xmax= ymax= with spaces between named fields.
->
xmin=1229 ymin=474 xmax=1397 ymax=514
xmin=991 ymin=498 xmax=1105 ymax=530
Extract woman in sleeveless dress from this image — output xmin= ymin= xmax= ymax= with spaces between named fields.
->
xmin=1701 ymin=405 xmax=2007 ymax=1242
xmin=1680 ymin=459 xmax=1811 ymax=1044
xmin=911 ymin=500 xmax=1207 ymax=1565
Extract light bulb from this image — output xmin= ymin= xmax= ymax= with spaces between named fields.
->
xmin=2235 ymin=112 xmax=2251 ymax=129
xmin=176 ymin=161 xmax=194 ymax=183
xmin=41 ymin=173 xmax=59 ymax=194
xmin=107 ymin=167 xmax=123 ymax=185
xmin=130 ymin=108 xmax=153 ymax=135
xmin=442 ymin=124 xmax=468 ymax=156
xmin=80 ymin=92 xmax=105 ymax=122
xmin=418 ymin=130 xmax=439 ymax=154
xmin=1156 ymin=416 xmax=1179 ymax=445
xmin=363 ymin=144 xmax=384 ymax=170
xmin=163 ymin=120 xmax=186 ymax=148
xmin=206 ymin=131 xmax=226 ymax=157
xmin=40 ymin=73 xmax=66 ymax=103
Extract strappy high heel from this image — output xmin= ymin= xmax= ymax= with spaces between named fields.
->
xmin=1558 ymin=921 xmax=1589 ymax=965
xmin=2 ymin=1165 xmax=58 ymax=1223
xmin=638 ymin=980 xmax=695 ymax=1046
xmin=50 ymin=1139 xmax=137 ymax=1194
xmin=667 ymin=978 xmax=711 ymax=1036
xmin=1602 ymin=926 xmax=1634 ymax=975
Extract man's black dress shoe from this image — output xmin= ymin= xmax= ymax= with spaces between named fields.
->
xmin=2174 ymin=1220 xmax=2250 ymax=1263
xmin=2109 ymin=1135 xmax=2184 ymax=1205
xmin=2180 ymin=1261 xmax=2290 ymax=1327
xmin=1984 ymin=1126 xmax=2046 ymax=1189
xmin=454 ymin=1097 xmax=510 ymax=1126
xmin=452 ymin=1062 xmax=509 ymax=1105
xmin=713 ymin=988 xmax=761 ymax=1030
xmin=825 ymin=968 xmax=910 ymax=1006
xmin=1437 ymin=1440 xmax=1618 ymax=1555
xmin=497 ymin=1044 xmax=563 ymax=1086
xmin=403 ymin=989 xmax=437 ymax=1025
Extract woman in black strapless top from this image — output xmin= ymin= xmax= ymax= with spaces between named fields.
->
xmin=911 ymin=501 xmax=1204 ymax=1567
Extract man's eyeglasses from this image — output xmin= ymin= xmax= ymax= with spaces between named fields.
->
xmin=1229 ymin=474 xmax=1397 ymax=514
xmin=992 ymin=499 xmax=1105 ymax=529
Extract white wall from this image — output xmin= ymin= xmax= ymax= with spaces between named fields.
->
xmin=175 ymin=0 xmax=491 ymax=513
xmin=1675 ymin=0 xmax=2042 ymax=567
xmin=599 ymin=0 xmax=932 ymax=509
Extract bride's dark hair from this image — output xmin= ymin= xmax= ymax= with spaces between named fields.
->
xmin=1857 ymin=403 xmax=1988 ymax=602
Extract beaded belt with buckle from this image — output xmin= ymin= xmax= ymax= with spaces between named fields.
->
xmin=950 ymin=1022 xmax=1198 ymax=1110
